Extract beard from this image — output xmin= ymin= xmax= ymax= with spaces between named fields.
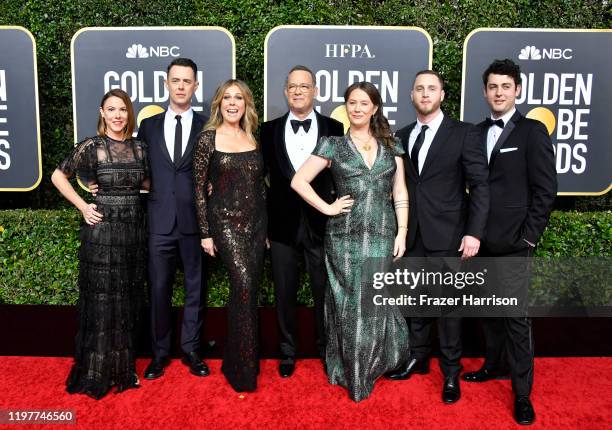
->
xmin=415 ymin=100 xmax=440 ymax=117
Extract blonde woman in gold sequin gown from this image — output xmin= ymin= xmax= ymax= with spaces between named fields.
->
xmin=193 ymin=80 xmax=266 ymax=392
xmin=291 ymin=82 xmax=410 ymax=401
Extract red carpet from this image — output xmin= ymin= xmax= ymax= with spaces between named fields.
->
xmin=0 ymin=357 xmax=611 ymax=429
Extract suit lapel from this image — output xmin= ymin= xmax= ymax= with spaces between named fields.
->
xmin=420 ymin=116 xmax=452 ymax=178
xmin=274 ymin=113 xmax=295 ymax=178
xmin=177 ymin=113 xmax=204 ymax=169
xmin=155 ymin=114 xmax=174 ymax=167
xmin=400 ymin=122 xmax=419 ymax=181
xmin=315 ymin=110 xmax=327 ymax=141
xmin=489 ymin=110 xmax=521 ymax=166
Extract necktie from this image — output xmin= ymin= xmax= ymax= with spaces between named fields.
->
xmin=411 ymin=125 xmax=428 ymax=174
xmin=290 ymin=119 xmax=312 ymax=133
xmin=174 ymin=115 xmax=182 ymax=167
xmin=485 ymin=117 xmax=504 ymax=128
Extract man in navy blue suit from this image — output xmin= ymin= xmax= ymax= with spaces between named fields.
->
xmin=138 ymin=58 xmax=210 ymax=379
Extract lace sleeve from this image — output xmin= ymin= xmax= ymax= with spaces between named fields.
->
xmin=56 ymin=137 xmax=97 ymax=182
xmin=136 ymin=139 xmax=151 ymax=182
xmin=193 ymin=130 xmax=216 ymax=238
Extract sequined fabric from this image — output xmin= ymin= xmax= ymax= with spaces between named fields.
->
xmin=193 ymin=130 xmax=267 ymax=392
xmin=312 ymin=134 xmax=409 ymax=402
xmin=58 ymin=136 xmax=148 ymax=399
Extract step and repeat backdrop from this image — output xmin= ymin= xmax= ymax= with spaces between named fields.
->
xmin=264 ymin=25 xmax=431 ymax=129
xmin=462 ymin=29 xmax=612 ymax=195
xmin=0 ymin=25 xmax=610 ymax=195
xmin=71 ymin=27 xmax=235 ymax=143
xmin=0 ymin=26 xmax=41 ymax=191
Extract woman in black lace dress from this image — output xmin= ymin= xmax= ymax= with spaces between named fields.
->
xmin=193 ymin=79 xmax=266 ymax=392
xmin=51 ymin=89 xmax=149 ymax=399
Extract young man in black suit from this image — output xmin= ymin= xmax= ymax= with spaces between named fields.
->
xmin=386 ymin=70 xmax=490 ymax=404
xmin=260 ymin=65 xmax=344 ymax=377
xmin=138 ymin=58 xmax=210 ymax=380
xmin=461 ymin=59 xmax=557 ymax=425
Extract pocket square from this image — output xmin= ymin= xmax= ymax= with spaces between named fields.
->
xmin=499 ymin=147 xmax=518 ymax=153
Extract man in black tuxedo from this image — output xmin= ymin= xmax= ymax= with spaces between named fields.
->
xmin=461 ymin=59 xmax=557 ymax=425
xmin=260 ymin=65 xmax=344 ymax=377
xmin=139 ymin=58 xmax=210 ymax=379
xmin=386 ymin=70 xmax=489 ymax=404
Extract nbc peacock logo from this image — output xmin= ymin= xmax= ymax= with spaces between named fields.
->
xmin=518 ymin=45 xmax=541 ymax=61
xmin=125 ymin=44 xmax=149 ymax=59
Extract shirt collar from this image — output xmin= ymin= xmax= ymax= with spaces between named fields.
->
xmin=416 ymin=110 xmax=444 ymax=134
xmin=166 ymin=105 xmax=193 ymax=121
xmin=491 ymin=107 xmax=516 ymax=127
xmin=288 ymin=109 xmax=316 ymax=123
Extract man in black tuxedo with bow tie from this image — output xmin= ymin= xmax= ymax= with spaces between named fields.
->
xmin=386 ymin=70 xmax=490 ymax=405
xmin=260 ymin=65 xmax=344 ymax=377
xmin=138 ymin=58 xmax=210 ymax=380
xmin=461 ymin=59 xmax=557 ymax=425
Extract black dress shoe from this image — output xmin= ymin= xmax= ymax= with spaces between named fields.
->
xmin=514 ymin=396 xmax=535 ymax=425
xmin=461 ymin=367 xmax=510 ymax=382
xmin=279 ymin=356 xmax=295 ymax=378
xmin=182 ymin=352 xmax=210 ymax=377
xmin=442 ymin=376 xmax=461 ymax=404
xmin=385 ymin=358 xmax=429 ymax=380
xmin=144 ymin=357 xmax=170 ymax=380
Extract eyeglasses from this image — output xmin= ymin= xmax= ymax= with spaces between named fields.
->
xmin=286 ymin=83 xmax=314 ymax=93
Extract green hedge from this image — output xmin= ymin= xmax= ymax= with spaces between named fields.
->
xmin=1 ymin=209 xmax=610 ymax=305
xmin=0 ymin=209 xmax=313 ymax=305
xmin=0 ymin=0 xmax=609 ymax=209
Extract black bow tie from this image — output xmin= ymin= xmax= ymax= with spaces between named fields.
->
xmin=290 ymin=119 xmax=312 ymax=133
xmin=486 ymin=117 xmax=505 ymax=128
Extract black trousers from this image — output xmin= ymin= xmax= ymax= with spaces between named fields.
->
xmin=480 ymin=246 xmax=534 ymax=397
xmin=149 ymin=221 xmax=206 ymax=358
xmin=270 ymin=221 xmax=327 ymax=358
xmin=406 ymin=228 xmax=463 ymax=378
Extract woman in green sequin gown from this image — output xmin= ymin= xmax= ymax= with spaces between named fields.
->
xmin=291 ymin=82 xmax=410 ymax=402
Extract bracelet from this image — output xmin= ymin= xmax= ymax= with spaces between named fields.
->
xmin=398 ymin=226 xmax=407 ymax=230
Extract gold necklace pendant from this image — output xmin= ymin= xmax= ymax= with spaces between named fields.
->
xmin=351 ymin=133 xmax=373 ymax=151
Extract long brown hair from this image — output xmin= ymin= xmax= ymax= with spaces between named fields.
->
xmin=344 ymin=81 xmax=394 ymax=148
xmin=97 ymin=89 xmax=135 ymax=139
xmin=204 ymin=79 xmax=258 ymax=145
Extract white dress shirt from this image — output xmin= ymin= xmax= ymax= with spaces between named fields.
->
xmin=285 ymin=110 xmax=318 ymax=171
xmin=164 ymin=106 xmax=194 ymax=162
xmin=486 ymin=108 xmax=516 ymax=163
xmin=408 ymin=110 xmax=444 ymax=174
